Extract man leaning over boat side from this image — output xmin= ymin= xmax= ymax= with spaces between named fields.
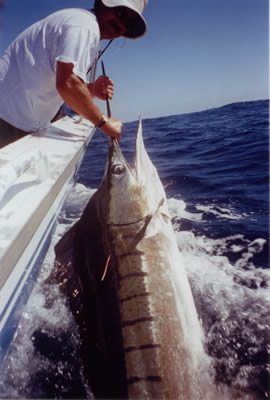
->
xmin=0 ymin=0 xmax=148 ymax=148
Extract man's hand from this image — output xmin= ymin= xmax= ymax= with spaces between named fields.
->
xmin=89 ymin=76 xmax=114 ymax=100
xmin=100 ymin=117 xmax=122 ymax=142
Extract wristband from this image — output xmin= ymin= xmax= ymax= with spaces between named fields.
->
xmin=96 ymin=114 xmax=108 ymax=128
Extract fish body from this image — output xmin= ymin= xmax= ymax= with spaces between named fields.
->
xmin=52 ymin=119 xmax=204 ymax=399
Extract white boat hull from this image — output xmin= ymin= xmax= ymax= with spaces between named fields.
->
xmin=0 ymin=116 xmax=96 ymax=361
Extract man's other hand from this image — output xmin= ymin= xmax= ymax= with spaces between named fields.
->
xmin=89 ymin=75 xmax=114 ymax=100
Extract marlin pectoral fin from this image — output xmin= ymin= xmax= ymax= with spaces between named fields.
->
xmin=55 ymin=222 xmax=78 ymax=263
xmin=45 ymin=222 xmax=77 ymax=286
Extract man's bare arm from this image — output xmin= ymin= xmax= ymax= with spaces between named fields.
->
xmin=56 ymin=61 xmax=122 ymax=141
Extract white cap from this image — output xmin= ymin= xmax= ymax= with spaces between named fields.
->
xmin=100 ymin=0 xmax=148 ymax=39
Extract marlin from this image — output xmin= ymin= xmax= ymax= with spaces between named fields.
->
xmin=51 ymin=119 xmax=205 ymax=399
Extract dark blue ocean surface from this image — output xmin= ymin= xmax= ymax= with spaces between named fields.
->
xmin=0 ymin=100 xmax=269 ymax=399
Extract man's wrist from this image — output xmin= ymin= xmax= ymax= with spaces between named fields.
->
xmin=95 ymin=114 xmax=109 ymax=128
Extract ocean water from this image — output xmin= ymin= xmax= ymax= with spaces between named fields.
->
xmin=0 ymin=99 xmax=269 ymax=399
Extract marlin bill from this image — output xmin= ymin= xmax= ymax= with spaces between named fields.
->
xmin=50 ymin=119 xmax=206 ymax=399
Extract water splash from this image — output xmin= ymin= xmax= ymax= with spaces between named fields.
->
xmin=169 ymin=197 xmax=270 ymax=399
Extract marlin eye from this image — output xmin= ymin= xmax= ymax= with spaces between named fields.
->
xmin=112 ymin=164 xmax=125 ymax=175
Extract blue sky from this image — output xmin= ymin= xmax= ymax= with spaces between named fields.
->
xmin=0 ymin=0 xmax=268 ymax=122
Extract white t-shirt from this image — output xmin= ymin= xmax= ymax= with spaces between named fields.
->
xmin=0 ymin=9 xmax=100 ymax=132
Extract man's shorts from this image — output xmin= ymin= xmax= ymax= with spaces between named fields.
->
xmin=0 ymin=118 xmax=29 ymax=149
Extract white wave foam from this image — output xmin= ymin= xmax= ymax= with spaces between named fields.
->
xmin=195 ymin=204 xmax=244 ymax=220
xmin=168 ymin=197 xmax=203 ymax=221
xmin=0 ymin=278 xmax=81 ymax=398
